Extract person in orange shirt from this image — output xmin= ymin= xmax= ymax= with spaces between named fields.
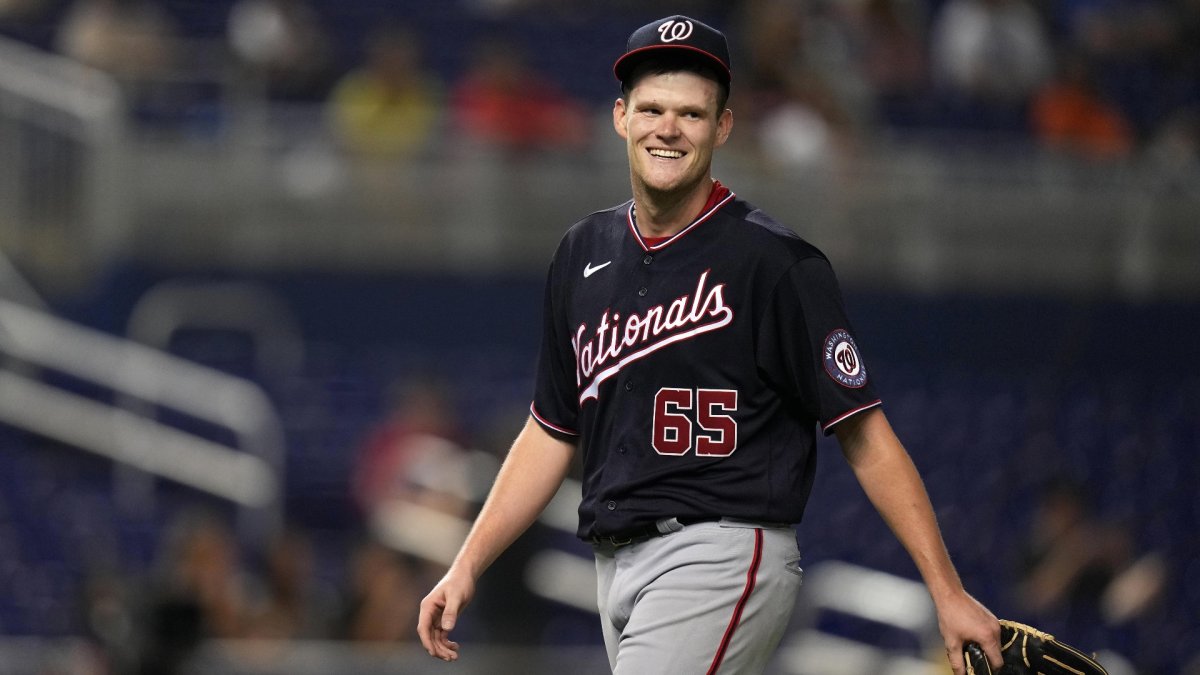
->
xmin=1031 ymin=51 xmax=1134 ymax=160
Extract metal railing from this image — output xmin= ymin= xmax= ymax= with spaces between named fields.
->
xmin=0 ymin=297 xmax=284 ymax=541
xmin=0 ymin=36 xmax=126 ymax=288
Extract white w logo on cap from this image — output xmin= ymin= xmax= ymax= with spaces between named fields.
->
xmin=657 ymin=19 xmax=694 ymax=42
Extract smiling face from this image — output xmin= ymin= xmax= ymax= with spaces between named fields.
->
xmin=613 ymin=69 xmax=733 ymax=209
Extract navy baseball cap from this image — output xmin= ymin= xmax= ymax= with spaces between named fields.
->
xmin=613 ymin=15 xmax=731 ymax=87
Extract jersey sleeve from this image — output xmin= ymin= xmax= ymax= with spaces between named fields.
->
xmin=530 ymin=258 xmax=581 ymax=441
xmin=756 ymin=255 xmax=881 ymax=435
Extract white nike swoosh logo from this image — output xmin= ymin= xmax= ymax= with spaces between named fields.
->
xmin=583 ymin=261 xmax=612 ymax=278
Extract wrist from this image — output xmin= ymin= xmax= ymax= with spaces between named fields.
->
xmin=925 ymin=575 xmax=966 ymax=606
xmin=449 ymin=550 xmax=490 ymax=582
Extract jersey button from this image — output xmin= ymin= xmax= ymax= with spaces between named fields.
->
xmin=642 ymin=254 xmax=653 ymax=265
xmin=624 ymin=381 xmax=634 ymax=391
xmin=638 ymin=287 xmax=648 ymax=297
xmin=617 ymin=445 xmax=626 ymax=454
xmin=607 ymin=500 xmax=616 ymax=510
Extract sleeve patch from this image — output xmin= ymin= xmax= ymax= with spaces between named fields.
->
xmin=822 ymin=329 xmax=868 ymax=388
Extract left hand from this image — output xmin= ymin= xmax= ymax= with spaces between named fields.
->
xmin=934 ymin=589 xmax=1002 ymax=675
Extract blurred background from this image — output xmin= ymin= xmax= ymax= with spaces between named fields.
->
xmin=0 ymin=0 xmax=1196 ymax=673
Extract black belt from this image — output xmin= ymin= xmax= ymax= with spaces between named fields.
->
xmin=590 ymin=516 xmax=721 ymax=549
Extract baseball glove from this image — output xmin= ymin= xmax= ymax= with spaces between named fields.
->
xmin=964 ymin=619 xmax=1109 ymax=675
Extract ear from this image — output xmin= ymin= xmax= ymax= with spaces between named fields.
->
xmin=714 ymin=108 xmax=733 ymax=148
xmin=613 ymin=97 xmax=629 ymax=140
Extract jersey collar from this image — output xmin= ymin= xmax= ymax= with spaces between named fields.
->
xmin=627 ymin=180 xmax=735 ymax=252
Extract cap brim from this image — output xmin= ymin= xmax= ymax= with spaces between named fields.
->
xmin=613 ymin=44 xmax=731 ymax=85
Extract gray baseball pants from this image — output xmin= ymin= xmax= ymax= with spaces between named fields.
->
xmin=594 ymin=519 xmax=803 ymax=674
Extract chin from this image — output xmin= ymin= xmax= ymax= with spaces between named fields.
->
xmin=641 ymin=174 xmax=700 ymax=198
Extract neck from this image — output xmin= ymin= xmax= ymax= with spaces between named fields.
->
xmin=632 ymin=177 xmax=714 ymax=238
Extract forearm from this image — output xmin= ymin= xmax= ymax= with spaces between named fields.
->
xmin=449 ymin=416 xmax=575 ymax=580
xmin=837 ymin=408 xmax=1002 ymax=673
xmin=837 ymin=409 xmax=962 ymax=600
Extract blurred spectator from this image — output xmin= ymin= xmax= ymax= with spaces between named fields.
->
xmin=730 ymin=0 xmax=857 ymax=167
xmin=137 ymin=510 xmax=251 ymax=674
xmin=1145 ymin=106 xmax=1200 ymax=189
xmin=1147 ymin=0 xmax=1200 ymax=166
xmin=1061 ymin=0 xmax=1174 ymax=63
xmin=244 ymin=525 xmax=336 ymax=639
xmin=81 ymin=569 xmax=138 ymax=673
xmin=797 ymin=0 xmax=875 ymax=133
xmin=1030 ymin=50 xmax=1133 ymax=160
xmin=347 ymin=376 xmax=483 ymax=638
xmin=226 ymin=0 xmax=334 ymax=100
xmin=327 ymin=23 xmax=442 ymax=157
xmin=449 ymin=35 xmax=590 ymax=152
xmin=1015 ymin=478 xmax=1164 ymax=627
xmin=54 ymin=0 xmax=179 ymax=81
xmin=1017 ymin=479 xmax=1116 ymax=616
xmin=929 ymin=0 xmax=1053 ymax=129
xmin=851 ymin=0 xmax=929 ymax=127
xmin=54 ymin=0 xmax=184 ymax=130
xmin=337 ymin=538 xmax=422 ymax=643
xmin=350 ymin=377 xmax=471 ymax=520
xmin=1054 ymin=0 xmax=1175 ymax=134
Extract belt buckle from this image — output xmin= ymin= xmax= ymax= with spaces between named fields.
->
xmin=592 ymin=533 xmax=635 ymax=549
xmin=610 ymin=534 xmax=634 ymax=548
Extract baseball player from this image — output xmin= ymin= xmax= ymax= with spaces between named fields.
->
xmin=418 ymin=15 xmax=1004 ymax=675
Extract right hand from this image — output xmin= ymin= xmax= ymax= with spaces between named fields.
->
xmin=417 ymin=568 xmax=476 ymax=662
xmin=934 ymin=590 xmax=1002 ymax=675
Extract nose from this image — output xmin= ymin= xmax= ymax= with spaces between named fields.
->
xmin=654 ymin=113 xmax=681 ymax=140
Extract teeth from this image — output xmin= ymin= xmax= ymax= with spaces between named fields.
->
xmin=649 ymin=149 xmax=683 ymax=159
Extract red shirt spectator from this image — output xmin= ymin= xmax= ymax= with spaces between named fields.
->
xmin=450 ymin=37 xmax=589 ymax=151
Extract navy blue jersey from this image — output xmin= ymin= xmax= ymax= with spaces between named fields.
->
xmin=531 ymin=186 xmax=881 ymax=539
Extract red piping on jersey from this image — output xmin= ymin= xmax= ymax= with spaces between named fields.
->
xmin=821 ymin=399 xmax=883 ymax=434
xmin=628 ymin=181 xmax=735 ymax=252
xmin=707 ymin=527 xmax=763 ymax=675
xmin=529 ymin=402 xmax=579 ymax=436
